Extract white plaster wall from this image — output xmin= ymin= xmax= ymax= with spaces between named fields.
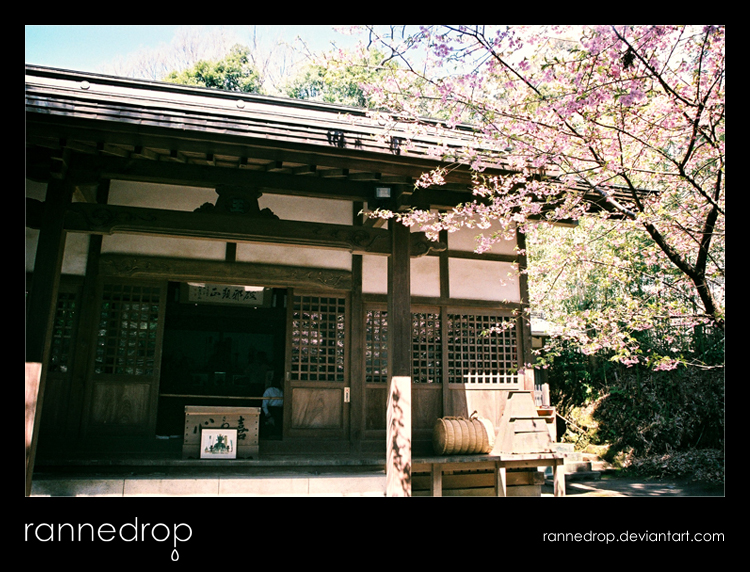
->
xmin=108 ymin=180 xmax=217 ymax=211
xmin=107 ymin=181 xmax=354 ymax=226
xmin=236 ymin=194 xmax=354 ymax=269
xmin=26 ymin=179 xmax=89 ymax=275
xmin=259 ymin=194 xmax=352 ymax=225
xmin=361 ymin=255 xmax=441 ymax=297
xmin=26 ymin=179 xmax=47 ymax=200
xmin=101 ymin=234 xmax=227 ymax=260
xmin=26 ymin=227 xmax=90 ymax=276
xmin=448 ymin=221 xmax=517 ymax=255
xmin=362 ymin=255 xmax=387 ymax=294
xmin=410 ymin=256 xmax=441 ymax=297
xmin=361 ymin=214 xmax=440 ymax=296
xmin=26 ymin=228 xmax=39 ymax=273
xmin=26 ymin=180 xmax=357 ymax=273
xmin=26 ymin=178 xmax=44 ymax=274
xmin=99 ymin=184 xmax=355 ymax=266
xmin=60 ymin=233 xmax=90 ymax=275
xmin=448 ymin=258 xmax=520 ymax=302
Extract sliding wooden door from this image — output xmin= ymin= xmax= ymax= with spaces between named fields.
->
xmin=82 ymin=279 xmax=167 ymax=439
xmin=285 ymin=291 xmax=350 ymax=439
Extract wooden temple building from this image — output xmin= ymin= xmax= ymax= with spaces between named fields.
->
xmin=25 ymin=64 xmax=625 ymax=496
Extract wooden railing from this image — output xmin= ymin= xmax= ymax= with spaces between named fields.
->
xmin=534 ymin=383 xmax=551 ymax=407
xmin=461 ymin=373 xmax=522 ymax=387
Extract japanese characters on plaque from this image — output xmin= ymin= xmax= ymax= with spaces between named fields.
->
xmin=186 ymin=283 xmax=265 ymax=307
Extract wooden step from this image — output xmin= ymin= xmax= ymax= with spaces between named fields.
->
xmin=495 ymin=392 xmax=555 ymax=454
xmin=582 ymin=453 xmax=618 ymax=474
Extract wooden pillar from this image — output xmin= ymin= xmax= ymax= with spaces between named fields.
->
xmin=350 ymin=203 xmax=365 ymax=452
xmin=496 ymin=463 xmax=507 ymax=497
xmin=66 ymin=180 xmax=109 ymax=439
xmin=386 ymin=220 xmax=411 ymax=496
xmin=25 ymin=362 xmax=42 ymax=488
xmin=438 ymin=229 xmax=450 ymax=416
xmin=25 ymin=177 xmax=73 ymax=496
xmin=516 ymin=228 xmax=535 ymax=391
xmin=553 ymin=459 xmax=566 ymax=497
xmin=430 ymin=464 xmax=442 ymax=497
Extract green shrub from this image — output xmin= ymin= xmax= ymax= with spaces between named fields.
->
xmin=543 ymin=342 xmax=724 ymax=483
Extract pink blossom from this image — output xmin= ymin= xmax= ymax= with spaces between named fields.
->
xmin=351 ymin=25 xmax=724 ymax=369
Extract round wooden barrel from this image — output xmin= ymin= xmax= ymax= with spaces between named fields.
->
xmin=432 ymin=413 xmax=495 ymax=455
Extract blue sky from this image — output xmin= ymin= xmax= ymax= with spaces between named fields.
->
xmin=25 ymin=25 xmax=356 ymax=73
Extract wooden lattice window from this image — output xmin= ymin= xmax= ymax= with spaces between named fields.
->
xmin=94 ymin=283 xmax=161 ymax=376
xmin=291 ymin=295 xmax=346 ymax=382
xmin=447 ymin=313 xmax=519 ymax=385
xmin=49 ymin=291 xmax=78 ymax=374
xmin=365 ymin=309 xmax=389 ymax=383
xmin=365 ymin=309 xmax=443 ymax=384
xmin=412 ymin=312 xmax=442 ymax=384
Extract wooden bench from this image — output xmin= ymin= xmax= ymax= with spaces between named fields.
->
xmin=412 ymin=453 xmax=566 ymax=497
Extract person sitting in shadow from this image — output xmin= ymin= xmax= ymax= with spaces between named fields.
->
xmin=261 ymin=378 xmax=283 ymax=439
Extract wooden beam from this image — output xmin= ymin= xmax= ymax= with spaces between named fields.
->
xmin=516 ymin=229 xmax=534 ymax=391
xmin=98 ymin=253 xmax=353 ymax=291
xmin=350 ymin=202 xmax=366 ymax=451
xmin=25 ymin=180 xmax=72 ymax=360
xmin=431 ymin=463 xmax=443 ymax=497
xmin=167 ymin=149 xmax=188 ymax=163
xmin=62 ymin=201 xmax=390 ymax=254
xmin=51 ymin=200 xmax=445 ymax=258
xmin=66 ymin=154 xmax=377 ymax=202
xmin=389 ymin=222 xmax=412 ymax=376
xmin=496 ymin=465 xmax=507 ymax=497
xmin=386 ymin=221 xmax=412 ymax=496
xmin=25 ymin=177 xmax=73 ymax=496
xmin=554 ymin=459 xmax=566 ymax=496
xmin=348 ymin=171 xmax=381 ymax=181
xmin=225 ymin=242 xmax=237 ymax=262
xmin=25 ymin=362 xmax=42 ymax=496
xmin=266 ymin=160 xmax=285 ymax=172
xmin=292 ymin=164 xmax=317 ymax=176
xmin=319 ymin=168 xmax=349 ymax=178
xmin=65 ymin=179 xmax=108 ymax=441
xmin=131 ymin=146 xmax=160 ymax=161
xmin=25 ymin=113 xmax=487 ymax=186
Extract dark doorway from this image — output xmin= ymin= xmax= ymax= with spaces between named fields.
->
xmin=156 ymin=282 xmax=286 ymax=439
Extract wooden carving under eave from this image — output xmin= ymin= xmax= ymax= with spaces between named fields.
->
xmin=193 ymin=185 xmax=279 ymax=219
xmin=410 ymin=233 xmax=447 ymax=257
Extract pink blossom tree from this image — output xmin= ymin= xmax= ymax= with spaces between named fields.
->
xmin=338 ymin=25 xmax=725 ymax=369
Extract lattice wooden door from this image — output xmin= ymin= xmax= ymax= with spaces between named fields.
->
xmin=84 ymin=279 xmax=167 ymax=437
xmin=286 ymin=292 xmax=349 ymax=438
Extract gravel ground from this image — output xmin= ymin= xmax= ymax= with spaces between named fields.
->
xmin=543 ymin=474 xmax=724 ymax=497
